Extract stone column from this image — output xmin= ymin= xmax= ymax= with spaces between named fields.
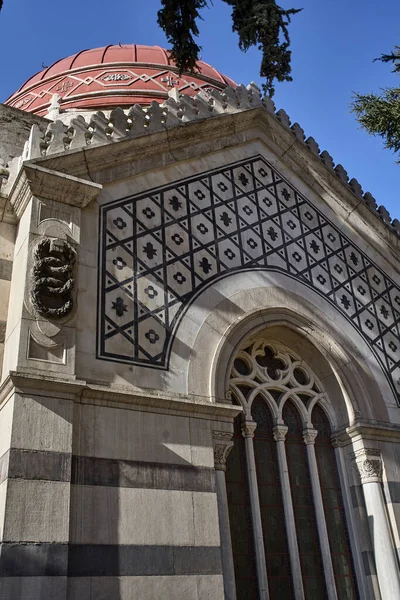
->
xmin=303 ymin=428 xmax=338 ymax=600
xmin=354 ymin=448 xmax=400 ymax=600
xmin=273 ymin=425 xmax=305 ymax=600
xmin=242 ymin=420 xmax=270 ymax=600
xmin=332 ymin=443 xmax=369 ymax=600
xmin=212 ymin=430 xmax=236 ymax=600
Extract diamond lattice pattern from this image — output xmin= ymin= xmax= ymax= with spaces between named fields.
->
xmin=98 ymin=155 xmax=400 ymax=402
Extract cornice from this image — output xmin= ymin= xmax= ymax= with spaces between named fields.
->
xmin=33 ymin=107 xmax=400 ymax=254
xmin=332 ymin=420 xmax=400 ymax=446
xmin=8 ymin=163 xmax=102 ymax=218
xmin=0 ymin=372 xmax=242 ymax=421
xmin=2 ymin=84 xmax=400 ymax=268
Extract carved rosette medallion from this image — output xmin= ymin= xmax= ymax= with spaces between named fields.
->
xmin=31 ymin=237 xmax=76 ymax=318
xmin=353 ymin=448 xmax=383 ymax=484
xmin=212 ymin=431 xmax=234 ymax=471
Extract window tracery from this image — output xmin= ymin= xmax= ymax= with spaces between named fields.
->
xmin=230 ymin=338 xmax=324 ymax=421
xmin=226 ymin=336 xmax=358 ymax=600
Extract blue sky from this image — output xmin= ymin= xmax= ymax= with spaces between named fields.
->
xmin=1 ymin=0 xmax=399 ymax=219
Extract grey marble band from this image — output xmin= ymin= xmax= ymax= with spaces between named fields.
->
xmin=71 ymin=455 xmax=216 ymax=492
xmin=0 ymin=449 xmax=216 ymax=493
xmin=0 ymin=449 xmax=71 ymax=485
xmin=0 ymin=543 xmax=222 ymax=577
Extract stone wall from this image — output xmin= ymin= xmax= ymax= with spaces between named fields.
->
xmin=0 ymin=222 xmax=14 ymax=371
xmin=0 ymin=383 xmax=228 ymax=599
xmin=0 ymin=105 xmax=48 ymax=165
xmin=1 ymin=96 xmax=400 ymax=599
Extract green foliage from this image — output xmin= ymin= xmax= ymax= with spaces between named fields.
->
xmin=377 ymin=45 xmax=400 ymax=73
xmin=351 ymin=45 xmax=400 ymax=162
xmin=157 ymin=0 xmax=301 ymax=96
xmin=157 ymin=0 xmax=208 ymax=75
xmin=0 ymin=0 xmax=299 ymax=95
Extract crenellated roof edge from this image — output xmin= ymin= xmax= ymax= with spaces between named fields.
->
xmin=0 ymin=83 xmax=398 ymax=237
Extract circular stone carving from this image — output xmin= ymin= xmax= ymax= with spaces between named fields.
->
xmin=31 ymin=237 xmax=76 ymax=318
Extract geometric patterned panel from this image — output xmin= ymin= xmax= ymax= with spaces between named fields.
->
xmin=98 ymin=155 xmax=400 ymax=403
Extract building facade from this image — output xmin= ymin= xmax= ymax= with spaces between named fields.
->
xmin=1 ymin=44 xmax=400 ymax=599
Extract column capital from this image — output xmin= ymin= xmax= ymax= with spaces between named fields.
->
xmin=352 ymin=447 xmax=382 ymax=484
xmin=303 ymin=428 xmax=318 ymax=445
xmin=273 ymin=424 xmax=288 ymax=442
xmin=241 ymin=420 xmax=257 ymax=439
xmin=212 ymin=431 xmax=234 ymax=471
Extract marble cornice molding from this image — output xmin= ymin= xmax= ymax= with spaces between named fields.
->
xmin=7 ymin=162 xmax=102 ymax=219
xmin=1 ymin=82 xmax=398 ymax=247
xmin=0 ymin=371 xmax=242 ymax=420
xmin=331 ymin=420 xmax=400 ymax=447
xmin=0 ymin=192 xmax=17 ymax=224
xmin=27 ymin=108 xmax=400 ymax=272
xmin=2 ymin=95 xmax=399 ymax=268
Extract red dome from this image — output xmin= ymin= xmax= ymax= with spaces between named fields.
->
xmin=5 ymin=44 xmax=236 ymax=116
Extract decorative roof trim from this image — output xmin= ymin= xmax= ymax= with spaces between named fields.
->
xmin=1 ymin=83 xmax=398 ymax=237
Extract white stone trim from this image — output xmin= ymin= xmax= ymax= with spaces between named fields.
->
xmin=241 ymin=420 xmax=270 ymax=600
xmin=212 ymin=430 xmax=236 ymax=600
xmin=334 ymin=446 xmax=370 ymax=600
xmin=185 ymin=273 xmax=392 ymax=417
xmin=353 ymin=447 xmax=400 ymax=599
xmin=303 ymin=428 xmax=338 ymax=600
xmin=273 ymin=424 xmax=305 ymax=600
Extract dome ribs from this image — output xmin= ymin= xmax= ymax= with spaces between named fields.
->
xmin=5 ymin=44 xmax=236 ymax=115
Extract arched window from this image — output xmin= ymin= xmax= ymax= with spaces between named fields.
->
xmin=226 ymin=337 xmax=358 ymax=599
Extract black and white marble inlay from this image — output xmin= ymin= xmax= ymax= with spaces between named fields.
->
xmin=98 ymin=155 xmax=400 ymax=402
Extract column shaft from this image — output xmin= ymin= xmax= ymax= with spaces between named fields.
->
xmin=333 ymin=446 xmax=369 ymax=600
xmin=215 ymin=469 xmax=237 ymax=600
xmin=212 ymin=431 xmax=236 ymax=600
xmin=354 ymin=448 xmax=400 ymax=600
xmin=304 ymin=430 xmax=338 ymax=600
xmin=243 ymin=421 xmax=270 ymax=600
xmin=274 ymin=426 xmax=305 ymax=600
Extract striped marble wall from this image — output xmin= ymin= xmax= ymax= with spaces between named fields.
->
xmin=0 ymin=390 xmax=225 ymax=599
xmin=0 ymin=222 xmax=15 ymax=375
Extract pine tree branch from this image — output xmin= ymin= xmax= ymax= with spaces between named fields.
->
xmin=222 ymin=0 xmax=301 ymax=96
xmin=351 ymin=89 xmax=400 ymax=162
xmin=157 ymin=0 xmax=301 ymax=96
xmin=157 ymin=0 xmax=208 ymax=74
xmin=375 ymin=45 xmax=400 ymax=74
xmin=352 ymin=44 xmax=400 ymax=163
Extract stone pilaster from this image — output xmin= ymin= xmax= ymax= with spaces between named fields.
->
xmin=2 ymin=163 xmax=101 ymax=381
xmin=303 ymin=428 xmax=338 ymax=600
xmin=212 ymin=430 xmax=236 ymax=600
xmin=353 ymin=448 xmax=400 ymax=600
xmin=273 ymin=425 xmax=304 ymax=600
xmin=0 ymin=163 xmax=101 ymax=600
xmin=241 ymin=420 xmax=269 ymax=600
